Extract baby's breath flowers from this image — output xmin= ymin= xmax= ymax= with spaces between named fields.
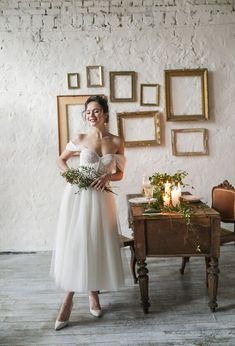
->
xmin=61 ymin=166 xmax=115 ymax=194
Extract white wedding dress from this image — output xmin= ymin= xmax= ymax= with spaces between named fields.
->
xmin=50 ymin=141 xmax=125 ymax=292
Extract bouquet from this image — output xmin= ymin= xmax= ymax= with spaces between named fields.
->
xmin=61 ymin=166 xmax=115 ymax=194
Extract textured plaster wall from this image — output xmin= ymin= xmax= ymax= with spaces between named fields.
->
xmin=0 ymin=0 xmax=235 ymax=251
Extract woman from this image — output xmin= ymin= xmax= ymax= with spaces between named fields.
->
xmin=51 ymin=95 xmax=125 ymax=330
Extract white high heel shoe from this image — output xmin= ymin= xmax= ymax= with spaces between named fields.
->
xmin=89 ymin=307 xmax=102 ymax=317
xmin=55 ymin=302 xmax=73 ymax=331
xmin=89 ymin=296 xmax=102 ymax=318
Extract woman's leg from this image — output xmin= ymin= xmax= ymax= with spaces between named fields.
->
xmin=56 ymin=291 xmax=74 ymax=321
xmin=89 ymin=291 xmax=101 ymax=310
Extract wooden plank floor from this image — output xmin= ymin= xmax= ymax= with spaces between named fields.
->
xmin=1 ymin=245 xmax=235 ymax=345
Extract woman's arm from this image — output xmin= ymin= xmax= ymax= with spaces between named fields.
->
xmin=58 ymin=150 xmax=75 ymax=172
xmin=58 ymin=134 xmax=85 ymax=172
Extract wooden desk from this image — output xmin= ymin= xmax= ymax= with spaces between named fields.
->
xmin=127 ymin=194 xmax=221 ymax=314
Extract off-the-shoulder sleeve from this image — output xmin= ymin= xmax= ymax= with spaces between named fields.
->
xmin=65 ymin=141 xmax=83 ymax=152
xmin=115 ymin=154 xmax=126 ymax=172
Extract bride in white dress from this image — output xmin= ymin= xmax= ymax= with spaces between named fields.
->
xmin=51 ymin=95 xmax=126 ymax=330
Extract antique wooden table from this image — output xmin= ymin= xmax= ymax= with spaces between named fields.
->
xmin=127 ymin=194 xmax=221 ymax=314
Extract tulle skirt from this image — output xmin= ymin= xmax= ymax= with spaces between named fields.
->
xmin=50 ymin=183 xmax=124 ymax=292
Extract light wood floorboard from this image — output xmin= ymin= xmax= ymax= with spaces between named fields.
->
xmin=1 ymin=245 xmax=235 ymax=345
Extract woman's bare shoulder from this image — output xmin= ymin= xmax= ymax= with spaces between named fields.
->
xmin=111 ymin=134 xmax=124 ymax=145
xmin=73 ymin=133 xmax=86 ymax=145
xmin=110 ymin=134 xmax=124 ymax=154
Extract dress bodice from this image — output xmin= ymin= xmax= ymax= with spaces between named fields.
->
xmin=65 ymin=141 xmax=126 ymax=175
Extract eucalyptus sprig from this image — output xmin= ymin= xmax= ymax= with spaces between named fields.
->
xmin=61 ymin=166 xmax=115 ymax=194
xmin=162 ymin=203 xmax=193 ymax=229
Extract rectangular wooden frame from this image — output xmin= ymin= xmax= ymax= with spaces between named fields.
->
xmin=110 ymin=71 xmax=137 ymax=102
xmin=165 ymin=68 xmax=209 ymax=121
xmin=67 ymin=73 xmax=80 ymax=89
xmin=57 ymin=94 xmax=105 ymax=155
xmin=117 ymin=111 xmax=161 ymax=147
xmin=140 ymin=84 xmax=160 ymax=106
xmin=171 ymin=128 xmax=209 ymax=156
xmin=86 ymin=65 xmax=104 ymax=87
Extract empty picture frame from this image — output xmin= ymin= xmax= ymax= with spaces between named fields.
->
xmin=67 ymin=73 xmax=80 ymax=89
xmin=171 ymin=128 xmax=209 ymax=156
xmin=140 ymin=84 xmax=160 ymax=106
xmin=117 ymin=111 xmax=161 ymax=147
xmin=110 ymin=71 xmax=137 ymax=102
xmin=165 ymin=68 xmax=209 ymax=121
xmin=86 ymin=65 xmax=104 ymax=87
xmin=57 ymin=94 xmax=105 ymax=154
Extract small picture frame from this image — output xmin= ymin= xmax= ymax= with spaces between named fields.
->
xmin=86 ymin=65 xmax=104 ymax=87
xmin=171 ymin=128 xmax=209 ymax=156
xmin=117 ymin=111 xmax=161 ymax=147
xmin=110 ymin=71 xmax=137 ymax=102
xmin=140 ymin=84 xmax=160 ymax=106
xmin=165 ymin=68 xmax=209 ymax=121
xmin=67 ymin=73 xmax=80 ymax=89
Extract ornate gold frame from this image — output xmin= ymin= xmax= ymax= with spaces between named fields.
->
xmin=57 ymin=94 xmax=105 ymax=155
xmin=110 ymin=71 xmax=137 ymax=102
xmin=165 ymin=68 xmax=209 ymax=121
xmin=117 ymin=111 xmax=161 ymax=147
xmin=67 ymin=73 xmax=80 ymax=89
xmin=171 ymin=128 xmax=209 ymax=156
xmin=140 ymin=84 xmax=160 ymax=106
xmin=86 ymin=65 xmax=104 ymax=87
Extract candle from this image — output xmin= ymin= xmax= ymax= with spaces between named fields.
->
xmin=171 ymin=189 xmax=180 ymax=207
xmin=163 ymin=193 xmax=171 ymax=207
xmin=164 ymin=181 xmax=171 ymax=195
xmin=177 ymin=182 xmax=182 ymax=197
xmin=171 ymin=183 xmax=182 ymax=207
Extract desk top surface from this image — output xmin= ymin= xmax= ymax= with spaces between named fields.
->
xmin=126 ymin=193 xmax=220 ymax=220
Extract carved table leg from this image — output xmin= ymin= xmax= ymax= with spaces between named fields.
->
xmin=130 ymin=244 xmax=138 ymax=284
xmin=207 ymin=257 xmax=219 ymax=312
xmin=137 ymin=259 xmax=150 ymax=313
xmin=180 ymin=256 xmax=190 ymax=275
xmin=205 ymin=257 xmax=210 ymax=288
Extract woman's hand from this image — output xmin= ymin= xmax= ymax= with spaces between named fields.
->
xmin=90 ymin=173 xmax=112 ymax=191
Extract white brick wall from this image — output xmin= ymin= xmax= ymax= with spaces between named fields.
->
xmin=1 ymin=0 xmax=235 ymax=250
xmin=0 ymin=0 xmax=234 ymax=32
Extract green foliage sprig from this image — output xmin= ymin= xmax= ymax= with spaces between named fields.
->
xmin=150 ymin=170 xmax=188 ymax=187
xmin=161 ymin=203 xmax=201 ymax=253
xmin=61 ymin=166 xmax=115 ymax=194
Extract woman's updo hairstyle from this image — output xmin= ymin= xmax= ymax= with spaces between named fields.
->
xmin=84 ymin=95 xmax=109 ymax=123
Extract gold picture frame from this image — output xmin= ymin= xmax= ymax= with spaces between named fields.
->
xmin=57 ymin=94 xmax=105 ymax=155
xmin=110 ymin=71 xmax=137 ymax=102
xmin=67 ymin=73 xmax=80 ymax=89
xmin=140 ymin=84 xmax=160 ymax=106
xmin=171 ymin=128 xmax=209 ymax=156
xmin=117 ymin=111 xmax=161 ymax=147
xmin=165 ymin=68 xmax=209 ymax=121
xmin=86 ymin=65 xmax=104 ymax=87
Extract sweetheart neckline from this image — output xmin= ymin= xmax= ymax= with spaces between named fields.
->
xmin=82 ymin=147 xmax=115 ymax=159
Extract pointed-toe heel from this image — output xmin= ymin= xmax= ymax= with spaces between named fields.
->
xmin=90 ymin=308 xmax=102 ymax=317
xmin=54 ymin=302 xmax=73 ymax=331
xmin=55 ymin=319 xmax=69 ymax=331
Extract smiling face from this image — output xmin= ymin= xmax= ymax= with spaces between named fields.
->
xmin=85 ymin=101 xmax=107 ymax=127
